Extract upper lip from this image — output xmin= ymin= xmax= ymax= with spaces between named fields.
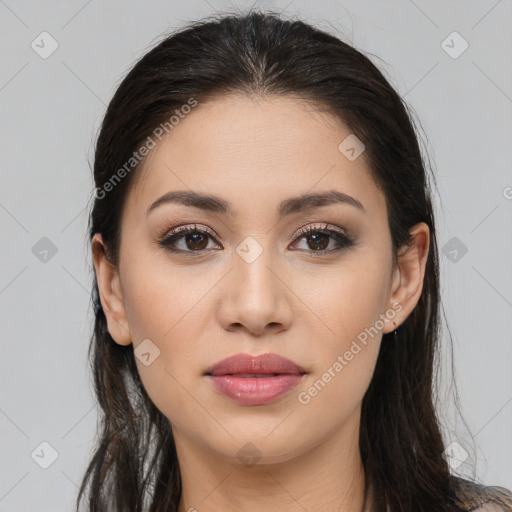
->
xmin=206 ymin=353 xmax=307 ymax=376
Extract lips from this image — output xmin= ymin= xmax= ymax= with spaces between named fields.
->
xmin=206 ymin=353 xmax=306 ymax=377
xmin=205 ymin=353 xmax=307 ymax=406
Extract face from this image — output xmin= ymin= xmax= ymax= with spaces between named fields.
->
xmin=93 ymin=94 xmax=429 ymax=467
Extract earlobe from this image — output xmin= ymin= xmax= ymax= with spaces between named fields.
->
xmin=91 ymin=233 xmax=132 ymax=346
xmin=384 ymin=222 xmax=430 ymax=334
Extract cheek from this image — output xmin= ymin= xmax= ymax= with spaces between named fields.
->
xmin=292 ymin=255 xmax=390 ymax=410
xmin=122 ymin=250 xmax=216 ymax=342
xmin=292 ymin=253 xmax=392 ymax=344
xmin=294 ymin=271 xmax=387 ymax=422
xmin=119 ymin=253 xmax=221 ymax=422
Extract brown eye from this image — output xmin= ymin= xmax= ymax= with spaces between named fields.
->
xmin=159 ymin=225 xmax=221 ymax=256
xmin=305 ymin=232 xmax=330 ymax=251
xmin=291 ymin=224 xmax=355 ymax=255
xmin=184 ymin=232 xmax=209 ymax=250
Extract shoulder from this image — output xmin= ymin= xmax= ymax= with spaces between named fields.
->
xmin=451 ymin=475 xmax=512 ymax=511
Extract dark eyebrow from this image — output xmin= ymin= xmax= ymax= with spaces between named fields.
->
xmin=146 ymin=189 xmax=365 ymax=218
xmin=277 ymin=190 xmax=365 ymax=217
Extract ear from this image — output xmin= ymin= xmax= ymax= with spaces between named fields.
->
xmin=91 ymin=233 xmax=132 ymax=346
xmin=383 ymin=222 xmax=430 ymax=334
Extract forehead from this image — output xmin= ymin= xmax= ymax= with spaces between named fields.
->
xmin=125 ymin=94 xmax=386 ymax=220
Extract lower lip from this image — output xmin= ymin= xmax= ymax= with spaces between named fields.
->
xmin=207 ymin=374 xmax=304 ymax=405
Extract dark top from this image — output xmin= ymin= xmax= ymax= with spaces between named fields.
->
xmin=451 ymin=476 xmax=512 ymax=511
xmin=363 ymin=476 xmax=512 ymax=511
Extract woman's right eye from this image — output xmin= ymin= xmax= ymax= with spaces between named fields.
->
xmin=158 ymin=225 xmax=221 ymax=256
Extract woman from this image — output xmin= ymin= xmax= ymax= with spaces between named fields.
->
xmin=79 ymin=10 xmax=512 ymax=512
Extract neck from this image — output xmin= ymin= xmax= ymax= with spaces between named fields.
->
xmin=175 ymin=414 xmax=367 ymax=512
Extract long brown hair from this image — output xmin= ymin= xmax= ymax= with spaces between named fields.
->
xmin=79 ymin=9 xmax=469 ymax=511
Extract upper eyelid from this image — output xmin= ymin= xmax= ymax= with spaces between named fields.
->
xmin=292 ymin=222 xmax=348 ymax=238
xmin=161 ymin=223 xmax=218 ymax=239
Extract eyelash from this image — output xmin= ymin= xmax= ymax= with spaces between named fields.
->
xmin=157 ymin=223 xmax=355 ymax=257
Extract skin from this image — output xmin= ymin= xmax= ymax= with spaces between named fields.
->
xmin=92 ymin=94 xmax=429 ymax=512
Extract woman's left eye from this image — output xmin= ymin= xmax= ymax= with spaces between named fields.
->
xmin=158 ymin=223 xmax=355 ymax=256
xmin=290 ymin=224 xmax=355 ymax=255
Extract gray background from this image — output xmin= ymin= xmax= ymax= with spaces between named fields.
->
xmin=0 ymin=0 xmax=511 ymax=510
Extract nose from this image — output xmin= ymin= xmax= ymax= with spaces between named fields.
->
xmin=216 ymin=244 xmax=294 ymax=337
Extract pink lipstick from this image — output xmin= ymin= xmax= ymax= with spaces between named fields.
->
xmin=205 ymin=353 xmax=307 ymax=406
